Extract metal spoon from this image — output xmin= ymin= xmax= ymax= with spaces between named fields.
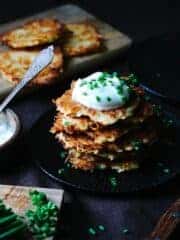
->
xmin=0 ymin=45 xmax=54 ymax=113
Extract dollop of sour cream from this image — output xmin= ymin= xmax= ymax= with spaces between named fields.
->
xmin=72 ymin=72 xmax=131 ymax=110
xmin=0 ymin=110 xmax=17 ymax=146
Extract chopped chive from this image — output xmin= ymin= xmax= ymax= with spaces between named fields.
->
xmin=107 ymin=97 xmax=112 ymax=102
xmin=82 ymin=92 xmax=88 ymax=96
xmin=88 ymin=227 xmax=96 ymax=235
xmin=163 ymin=168 xmax=170 ymax=174
xmin=127 ymin=73 xmax=139 ymax=86
xmin=122 ymin=96 xmax=127 ymax=103
xmin=80 ymin=81 xmax=87 ymax=87
xmin=153 ymin=104 xmax=162 ymax=117
xmin=59 ymin=151 xmax=67 ymax=159
xmin=58 ymin=168 xmax=65 ymax=175
xmin=131 ymin=139 xmax=143 ymax=151
xmin=157 ymin=162 xmax=164 ymax=167
xmin=96 ymin=96 xmax=101 ymax=102
xmin=122 ymin=228 xmax=129 ymax=234
xmin=162 ymin=118 xmax=173 ymax=128
xmin=63 ymin=121 xmax=71 ymax=126
xmin=112 ymin=72 xmax=118 ymax=77
xmin=66 ymin=163 xmax=71 ymax=168
xmin=26 ymin=190 xmax=58 ymax=238
xmin=98 ymin=225 xmax=105 ymax=231
xmin=144 ymin=95 xmax=151 ymax=101
xmin=109 ymin=176 xmax=117 ymax=187
xmin=117 ymin=85 xmax=123 ymax=95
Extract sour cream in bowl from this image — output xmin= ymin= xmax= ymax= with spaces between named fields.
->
xmin=0 ymin=109 xmax=20 ymax=151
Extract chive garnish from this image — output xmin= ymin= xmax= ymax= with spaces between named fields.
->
xmin=58 ymin=168 xmax=65 ymax=175
xmin=109 ymin=176 xmax=118 ymax=187
xmin=98 ymin=225 xmax=105 ymax=231
xmin=63 ymin=121 xmax=71 ymax=126
xmin=127 ymin=73 xmax=139 ymax=86
xmin=107 ymin=97 xmax=112 ymax=102
xmin=88 ymin=227 xmax=96 ymax=235
xmin=153 ymin=104 xmax=162 ymax=117
xmin=122 ymin=228 xmax=129 ymax=234
xmin=131 ymin=139 xmax=143 ymax=151
xmin=162 ymin=118 xmax=173 ymax=128
xmin=157 ymin=162 xmax=164 ymax=167
xmin=66 ymin=163 xmax=71 ymax=168
xmin=96 ymin=96 xmax=101 ymax=102
xmin=163 ymin=168 xmax=170 ymax=174
xmin=59 ymin=151 xmax=67 ymax=159
xmin=80 ymin=81 xmax=87 ymax=87
xmin=26 ymin=190 xmax=58 ymax=239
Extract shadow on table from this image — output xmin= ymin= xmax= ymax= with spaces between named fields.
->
xmin=55 ymin=197 xmax=95 ymax=240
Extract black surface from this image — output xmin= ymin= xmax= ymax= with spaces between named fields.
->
xmin=129 ymin=32 xmax=180 ymax=103
xmin=0 ymin=0 xmax=180 ymax=239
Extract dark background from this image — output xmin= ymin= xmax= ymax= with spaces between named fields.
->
xmin=0 ymin=0 xmax=180 ymax=239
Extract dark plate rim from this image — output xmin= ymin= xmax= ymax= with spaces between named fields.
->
xmin=128 ymin=31 xmax=180 ymax=104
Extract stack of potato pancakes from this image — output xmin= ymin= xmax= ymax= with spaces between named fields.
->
xmin=51 ymin=73 xmax=159 ymax=173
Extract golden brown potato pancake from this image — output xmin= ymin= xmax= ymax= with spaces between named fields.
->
xmin=0 ymin=19 xmax=64 ymax=48
xmin=55 ymin=127 xmax=157 ymax=154
xmin=51 ymin=101 xmax=153 ymax=135
xmin=68 ymin=153 xmax=139 ymax=171
xmin=69 ymin=148 xmax=143 ymax=161
xmin=62 ymin=23 xmax=102 ymax=57
xmin=0 ymin=47 xmax=63 ymax=85
xmin=50 ymin=113 xmax=132 ymax=144
xmin=55 ymin=87 xmax=140 ymax=125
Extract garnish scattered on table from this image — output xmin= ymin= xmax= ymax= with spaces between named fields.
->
xmin=88 ymin=224 xmax=106 ymax=236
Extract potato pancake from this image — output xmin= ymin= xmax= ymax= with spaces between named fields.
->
xmin=55 ymin=127 xmax=157 ymax=154
xmin=62 ymin=23 xmax=102 ymax=57
xmin=69 ymin=148 xmax=144 ymax=161
xmin=51 ymin=101 xmax=153 ymax=135
xmin=68 ymin=154 xmax=139 ymax=172
xmin=55 ymin=88 xmax=140 ymax=125
xmin=0 ymin=47 xmax=63 ymax=85
xmin=0 ymin=19 xmax=64 ymax=48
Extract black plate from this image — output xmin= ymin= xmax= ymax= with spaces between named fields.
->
xmin=29 ymin=109 xmax=180 ymax=194
xmin=129 ymin=32 xmax=180 ymax=104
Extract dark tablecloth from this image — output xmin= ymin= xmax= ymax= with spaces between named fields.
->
xmin=0 ymin=1 xmax=180 ymax=239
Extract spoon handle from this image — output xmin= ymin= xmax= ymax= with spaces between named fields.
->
xmin=0 ymin=45 xmax=54 ymax=112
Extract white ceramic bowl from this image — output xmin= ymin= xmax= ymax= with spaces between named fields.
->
xmin=0 ymin=109 xmax=21 ymax=151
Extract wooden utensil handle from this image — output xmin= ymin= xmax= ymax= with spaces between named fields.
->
xmin=145 ymin=199 xmax=180 ymax=240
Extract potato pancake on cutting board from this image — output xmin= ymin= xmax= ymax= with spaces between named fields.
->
xmin=0 ymin=4 xmax=132 ymax=99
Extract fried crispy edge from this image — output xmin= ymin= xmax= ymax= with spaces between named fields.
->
xmin=0 ymin=46 xmax=63 ymax=85
xmin=0 ymin=18 xmax=64 ymax=48
xmin=62 ymin=22 xmax=103 ymax=57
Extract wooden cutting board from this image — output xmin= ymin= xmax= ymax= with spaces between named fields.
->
xmin=0 ymin=4 xmax=132 ymax=99
xmin=0 ymin=184 xmax=64 ymax=239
